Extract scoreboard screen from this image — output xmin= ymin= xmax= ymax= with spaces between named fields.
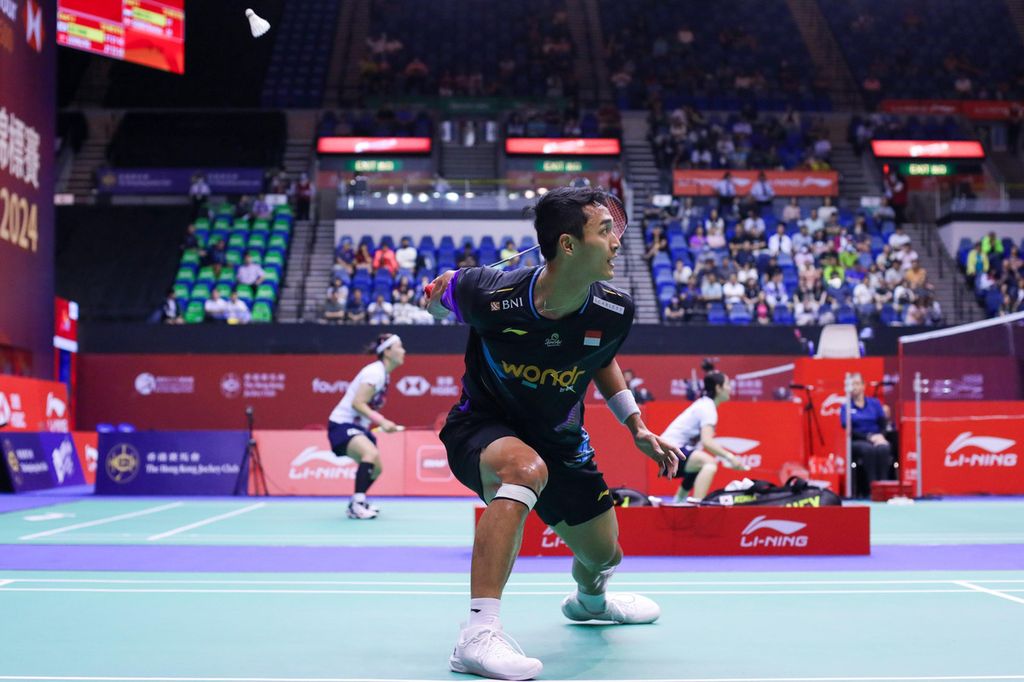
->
xmin=58 ymin=0 xmax=185 ymax=74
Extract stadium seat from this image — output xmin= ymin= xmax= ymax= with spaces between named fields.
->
xmin=707 ymin=303 xmax=727 ymax=325
xmin=251 ymin=301 xmax=273 ymax=323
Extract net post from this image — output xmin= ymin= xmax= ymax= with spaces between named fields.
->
xmin=844 ymin=372 xmax=853 ymax=499
xmin=913 ymin=371 xmax=924 ymax=498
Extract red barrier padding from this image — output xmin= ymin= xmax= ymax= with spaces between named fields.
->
xmin=475 ymin=505 xmax=870 ymax=556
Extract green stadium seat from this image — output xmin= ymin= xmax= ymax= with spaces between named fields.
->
xmin=226 ymin=249 xmax=242 ymax=267
xmin=213 ymin=218 xmax=231 ymax=231
xmin=196 ymin=266 xmax=216 ymax=284
xmin=271 ymin=220 xmax=291 ymax=235
xmin=215 ymin=283 xmax=232 ymax=297
xmin=194 ymin=217 xmax=210 ymax=230
xmin=190 ymin=283 xmax=211 ymax=300
xmin=268 ymin=234 xmax=287 ymax=251
xmin=253 ymin=217 xmax=270 ymax=231
xmin=248 ymin=233 xmax=267 ymax=251
xmin=233 ymin=218 xmax=250 ymax=230
xmin=245 ymin=251 xmax=264 ymax=265
xmin=218 ymin=269 xmax=236 ymax=284
xmin=228 ymin=233 xmax=247 ymax=249
xmin=273 ymin=204 xmax=292 ymax=216
xmin=175 ymin=267 xmax=196 ymax=283
xmin=185 ymin=301 xmax=205 ymax=324
xmin=263 ymin=269 xmax=280 ymax=287
xmin=264 ymin=251 xmax=284 ymax=269
xmin=255 ymin=284 xmax=276 ymax=302
xmin=180 ymin=249 xmax=200 ymax=266
xmin=173 ymin=283 xmax=190 ymax=300
xmin=236 ymin=284 xmax=254 ymax=304
xmin=251 ymin=301 xmax=273 ymax=323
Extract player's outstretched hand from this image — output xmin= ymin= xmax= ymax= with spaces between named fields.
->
xmin=379 ymin=420 xmax=402 ymax=433
xmin=425 ymin=270 xmax=456 ymax=320
xmin=632 ymin=427 xmax=684 ymax=478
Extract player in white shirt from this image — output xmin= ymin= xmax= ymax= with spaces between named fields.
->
xmin=660 ymin=372 xmax=750 ymax=504
xmin=327 ymin=333 xmax=406 ymax=519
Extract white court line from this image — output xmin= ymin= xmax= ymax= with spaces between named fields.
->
xmin=0 ymin=580 xmax=11 ymax=588
xmin=3 ymin=578 xmax=1023 ymax=587
xmin=957 ymin=580 xmax=1024 ymax=606
xmin=146 ymin=502 xmax=267 ymax=541
xmin=2 ymin=674 xmax=1024 ymax=682
xmin=734 ymin=363 xmax=795 ymax=380
xmin=18 ymin=503 xmax=185 ymax=541
xmin=0 ymin=587 xmax=1001 ymax=596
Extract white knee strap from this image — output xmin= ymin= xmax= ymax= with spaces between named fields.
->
xmin=492 ymin=483 xmax=538 ymax=510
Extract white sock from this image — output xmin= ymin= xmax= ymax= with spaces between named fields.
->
xmin=576 ymin=589 xmax=607 ymax=613
xmin=351 ymin=492 xmax=366 ymax=504
xmin=468 ymin=597 xmax=501 ymax=628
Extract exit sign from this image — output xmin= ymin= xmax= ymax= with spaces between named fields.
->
xmin=898 ymin=162 xmax=955 ymax=176
xmin=344 ymin=159 xmax=404 ymax=172
xmin=535 ymin=160 xmax=588 ymax=172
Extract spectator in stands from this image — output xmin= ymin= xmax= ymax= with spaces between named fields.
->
xmin=645 ymin=224 xmax=668 ymax=261
xmin=853 ymin=278 xmax=875 ymax=321
xmin=898 ymin=243 xmax=919 ymax=273
xmin=663 ymin=295 xmax=685 ymax=324
xmin=500 ymin=239 xmax=518 ymax=263
xmin=905 ymin=260 xmax=929 ymax=292
xmin=226 ymin=292 xmax=251 ymax=324
xmin=884 ymin=170 xmax=908 ymax=224
xmin=792 ymin=224 xmax=812 ymax=253
xmin=395 ymin=238 xmax=418 ymax=273
xmin=367 ymin=294 xmax=393 ymax=325
xmin=981 ymin=231 xmax=1005 ymax=259
xmin=237 ymin=253 xmax=266 ymax=287
xmin=327 ymin=276 xmax=349 ymax=302
xmin=672 ymin=259 xmax=692 ymax=286
xmin=965 ymin=243 xmax=988 ymax=288
xmin=181 ymin=223 xmax=200 ymax=251
xmin=764 ymin=272 xmax=789 ymax=309
xmin=354 ymin=244 xmax=373 ymax=273
xmin=393 ymin=276 xmax=415 ymax=306
xmin=680 ymin=277 xmax=705 ymax=321
xmin=291 ymin=172 xmax=314 ymax=221
xmin=768 ymin=224 xmax=792 ymax=257
xmin=706 ymin=223 xmax=727 ymax=251
xmin=714 ymin=171 xmax=737 ymax=216
xmin=322 ymin=290 xmax=347 ymax=324
xmin=749 ymin=171 xmax=775 ymax=214
xmin=159 ymin=288 xmax=183 ymax=324
xmin=252 ymin=195 xmax=272 ymax=220
xmin=801 ymin=208 xmax=824 ymax=235
xmin=753 ymin=292 xmax=771 ymax=325
xmin=818 ymin=196 xmax=837 ymax=223
xmin=333 ymin=254 xmax=354 ymax=280
xmin=875 ymin=197 xmax=896 ymax=224
xmin=189 ymin=174 xmax=211 ymax=220
xmin=888 ymin=225 xmax=911 ymax=250
xmin=204 ymin=289 xmax=229 ymax=323
xmin=923 ymin=296 xmax=943 ymax=326
xmin=722 ymin=273 xmax=745 ymax=307
xmin=794 ymin=293 xmax=819 ymax=326
xmin=742 ymin=209 xmax=766 ymax=240
xmin=782 ymin=197 xmax=802 ymax=223
xmin=704 ymin=208 xmax=725 ymax=234
xmin=737 ymin=259 xmax=759 ymax=287
xmin=373 ymin=242 xmax=399 ymax=276
xmin=203 ymin=238 xmax=228 ymax=278
xmin=346 ymin=289 xmax=368 ymax=323
xmin=456 ymin=244 xmax=478 ymax=268
xmin=701 ymin=272 xmax=723 ymax=304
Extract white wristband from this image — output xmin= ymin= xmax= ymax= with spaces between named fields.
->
xmin=607 ymin=389 xmax=640 ymax=424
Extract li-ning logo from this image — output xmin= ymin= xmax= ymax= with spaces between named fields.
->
xmin=740 ymin=515 xmax=808 ymax=548
xmin=715 ymin=437 xmax=763 ymax=469
xmin=944 ymin=432 xmax=1018 ymax=468
xmin=289 ymin=447 xmax=356 ymax=481
xmin=820 ymin=393 xmax=846 ymax=417
xmin=541 ymin=526 xmax=566 ymax=548
xmin=544 ymin=333 xmax=562 ymax=348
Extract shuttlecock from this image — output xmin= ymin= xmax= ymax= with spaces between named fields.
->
xmin=245 ymin=8 xmax=270 ymax=38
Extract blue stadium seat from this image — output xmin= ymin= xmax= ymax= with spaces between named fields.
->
xmin=707 ymin=304 xmax=728 ymax=325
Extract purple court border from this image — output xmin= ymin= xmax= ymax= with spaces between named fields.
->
xmin=0 ymin=543 xmax=1022 ymax=573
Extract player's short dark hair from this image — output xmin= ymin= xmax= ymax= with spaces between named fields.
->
xmin=704 ymin=371 xmax=727 ymax=398
xmin=524 ymin=186 xmax=608 ymax=261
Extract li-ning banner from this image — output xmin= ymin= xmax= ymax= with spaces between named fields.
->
xmin=96 ymin=431 xmax=248 ymax=495
xmin=0 ymin=0 xmax=56 ymax=375
xmin=0 ymin=375 xmax=71 ymax=432
xmin=76 ymin=354 xmax=799 ymax=431
xmin=900 ymin=401 xmax=1024 ymax=495
xmin=1 ymin=432 xmax=84 ymax=493
xmin=673 ymin=170 xmax=839 ymax=197
xmin=95 ymin=168 xmax=264 ymax=195
xmin=881 ymin=99 xmax=1024 ymax=121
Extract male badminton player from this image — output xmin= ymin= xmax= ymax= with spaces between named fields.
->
xmin=326 ymin=333 xmax=405 ymax=519
xmin=660 ymin=371 xmax=751 ymax=505
xmin=425 ymin=186 xmax=683 ymax=680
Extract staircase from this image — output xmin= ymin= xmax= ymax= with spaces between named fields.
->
xmin=440 ymin=141 xmax=497 ymax=182
xmin=903 ymin=221 xmax=979 ymax=326
xmin=785 ymin=0 xmax=863 ymax=109
xmin=620 ymin=111 xmax=660 ymax=323
xmin=338 ymin=0 xmax=371 ymax=105
xmin=564 ymin=0 xmax=606 ymax=103
xmin=581 ymin=0 xmax=612 ymax=102
xmin=283 ymin=138 xmax=314 ymax=184
xmin=277 ymin=219 xmax=324 ymax=323
xmin=323 ymin=0 xmax=358 ymax=108
xmin=62 ymin=113 xmax=121 ymax=200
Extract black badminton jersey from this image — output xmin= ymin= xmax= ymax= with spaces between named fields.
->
xmin=443 ymin=265 xmax=634 ymax=466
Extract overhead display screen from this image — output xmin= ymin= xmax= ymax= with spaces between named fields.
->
xmin=57 ymin=0 xmax=185 ymax=74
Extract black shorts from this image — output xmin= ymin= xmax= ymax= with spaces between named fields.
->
xmin=677 ymin=444 xmax=699 ymax=491
xmin=327 ymin=421 xmax=376 ymax=456
xmin=439 ymin=409 xmax=613 ymax=527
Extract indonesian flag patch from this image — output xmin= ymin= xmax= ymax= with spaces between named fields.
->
xmin=583 ymin=330 xmax=602 ymax=347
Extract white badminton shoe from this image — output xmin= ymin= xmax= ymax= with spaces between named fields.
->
xmin=449 ymin=624 xmax=543 ymax=680
xmin=346 ymin=500 xmax=378 ymax=519
xmin=561 ymin=592 xmax=661 ymax=624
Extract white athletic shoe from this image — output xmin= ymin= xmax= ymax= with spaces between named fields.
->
xmin=561 ymin=592 xmax=661 ymax=624
xmin=346 ymin=500 xmax=378 ymax=520
xmin=449 ymin=624 xmax=543 ymax=680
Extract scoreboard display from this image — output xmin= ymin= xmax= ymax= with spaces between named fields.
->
xmin=57 ymin=0 xmax=185 ymax=74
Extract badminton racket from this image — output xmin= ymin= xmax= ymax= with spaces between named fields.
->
xmin=424 ymin=190 xmax=628 ymax=298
